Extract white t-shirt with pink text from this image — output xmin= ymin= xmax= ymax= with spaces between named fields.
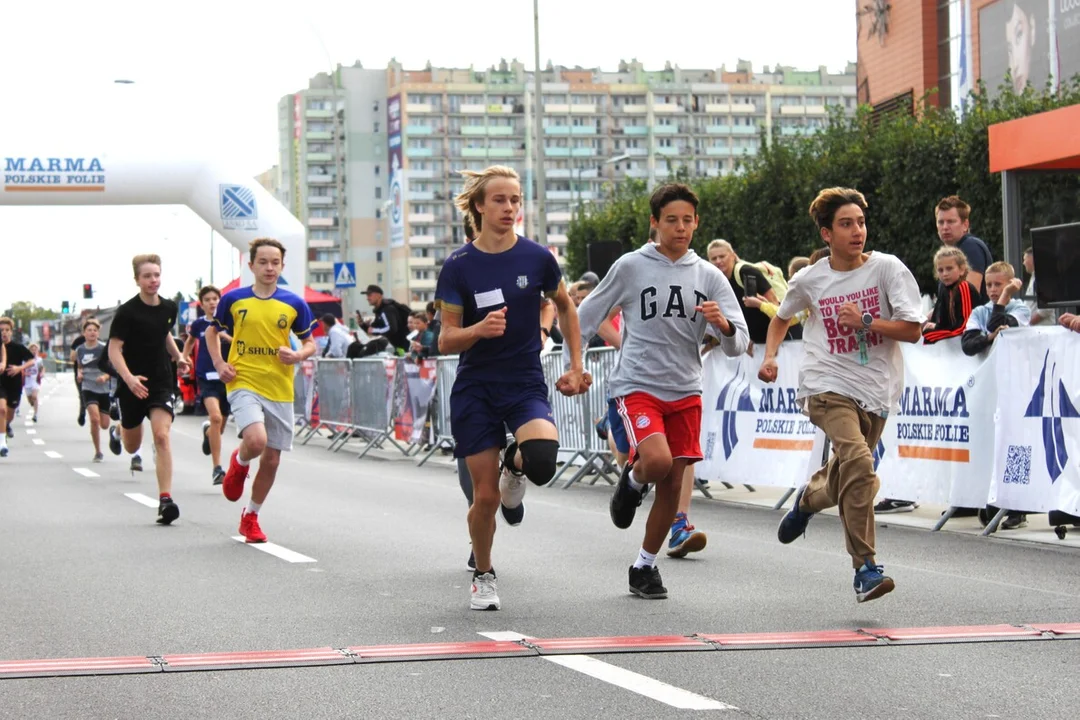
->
xmin=778 ymin=252 xmax=923 ymax=415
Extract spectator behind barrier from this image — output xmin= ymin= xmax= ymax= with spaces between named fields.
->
xmin=1022 ymin=246 xmax=1056 ymax=326
xmin=961 ymin=261 xmax=1029 ymax=356
xmin=936 ymin=195 xmax=994 ymax=304
xmin=319 ymin=314 xmax=354 ymax=359
xmin=360 ymin=284 xmax=409 ymax=353
xmin=922 ymin=247 xmax=979 ymax=345
xmin=409 ymin=312 xmax=437 ymax=360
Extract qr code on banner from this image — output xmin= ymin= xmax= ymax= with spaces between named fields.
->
xmin=1003 ymin=445 xmax=1032 ymax=485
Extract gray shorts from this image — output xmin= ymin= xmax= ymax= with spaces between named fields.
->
xmin=229 ymin=389 xmax=295 ymax=452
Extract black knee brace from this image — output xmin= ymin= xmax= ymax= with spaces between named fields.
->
xmin=519 ymin=439 xmax=560 ymax=486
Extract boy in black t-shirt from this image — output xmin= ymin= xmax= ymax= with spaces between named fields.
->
xmin=0 ymin=317 xmax=37 ymax=458
xmin=107 ymin=254 xmax=190 ymax=525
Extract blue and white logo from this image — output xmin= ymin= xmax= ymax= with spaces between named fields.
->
xmin=715 ymin=365 xmax=754 ymax=460
xmin=1023 ymin=350 xmax=1080 ymax=483
xmin=220 ymin=184 xmax=258 ymax=231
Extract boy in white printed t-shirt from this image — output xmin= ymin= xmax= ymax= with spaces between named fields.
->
xmin=759 ymin=187 xmax=923 ymax=603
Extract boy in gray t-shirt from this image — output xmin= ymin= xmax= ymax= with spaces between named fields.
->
xmin=760 ymin=187 xmax=923 ymax=604
xmin=76 ymin=318 xmax=117 ymax=462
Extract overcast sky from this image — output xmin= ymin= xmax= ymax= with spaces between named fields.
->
xmin=0 ymin=0 xmax=856 ymax=316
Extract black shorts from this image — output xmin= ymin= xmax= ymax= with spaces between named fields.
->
xmin=0 ymin=382 xmax=22 ymax=410
xmin=198 ymin=379 xmax=231 ymax=416
xmin=81 ymin=390 xmax=113 ymax=410
xmin=116 ymin=385 xmax=174 ymax=430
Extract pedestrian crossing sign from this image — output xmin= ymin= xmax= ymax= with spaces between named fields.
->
xmin=333 ymin=262 xmax=357 ymax=288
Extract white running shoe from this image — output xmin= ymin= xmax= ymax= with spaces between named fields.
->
xmin=499 ymin=467 xmax=527 ymax=510
xmin=470 ymin=571 xmax=500 ymax=611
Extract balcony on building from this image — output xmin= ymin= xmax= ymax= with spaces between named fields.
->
xmin=780 ymin=126 xmax=808 ymax=136
xmin=306 ymin=152 xmax=333 ymax=162
xmin=305 ymin=131 xmax=333 ymax=141
xmin=706 ymin=125 xmax=731 ymax=134
xmin=546 ymin=168 xmax=570 ymax=179
xmin=308 ymin=238 xmax=337 ymax=249
xmin=545 ymin=147 xmax=571 ymax=157
xmin=308 ymin=216 xmax=337 ymax=227
xmin=656 ymin=146 xmax=680 ymax=156
xmin=308 ymin=196 xmax=334 ymax=206
xmin=547 ymin=234 xmax=569 ymax=245
xmin=706 ymin=146 xmax=732 ymax=156
xmin=544 ymin=104 xmax=570 ymax=114
xmin=569 ymin=104 xmax=597 ymax=114
xmin=408 ymin=169 xmax=435 ymax=179
xmin=411 ymin=278 xmax=437 ymax=290
xmin=408 ymin=190 xmax=436 ymax=201
xmin=653 ymin=125 xmax=679 ymax=135
xmin=731 ymin=125 xmax=760 ymax=135
xmin=305 ymin=109 xmax=334 ymax=119
xmin=625 ymin=168 xmax=649 ymax=178
xmin=405 ymin=103 xmax=433 ymax=113
xmin=459 ymin=104 xmax=487 ymax=114
xmin=780 ymin=105 xmax=807 ymax=116
xmin=623 ymin=126 xmax=649 ymax=136
xmin=461 ymin=126 xmax=488 ymax=136
xmin=461 ymin=147 xmax=488 ymax=158
xmin=704 ymin=103 xmax=731 ymax=113
xmin=406 ymin=147 xmax=434 ymax=158
xmin=408 ymin=213 xmax=435 ymax=223
xmin=544 ymin=126 xmax=570 ymax=135
xmin=408 ymin=256 xmax=436 ymax=267
xmin=570 ymin=148 xmax=596 ymax=157
xmin=570 ymin=126 xmax=598 ymax=135
xmin=406 ymin=124 xmax=435 ymax=135
xmin=730 ymin=104 xmax=756 ymax=114
xmin=805 ymin=105 xmax=828 ymax=116
xmin=307 ymin=174 xmax=335 ymax=184
xmin=621 ymin=105 xmax=648 ymax=114
xmin=625 ymin=148 xmax=649 ymax=157
xmin=309 ymin=260 xmax=334 ymax=271
xmin=653 ymin=104 xmax=683 ymax=114
xmin=548 ymin=211 xmax=572 ymax=222
xmin=410 ymin=235 xmax=437 ymax=245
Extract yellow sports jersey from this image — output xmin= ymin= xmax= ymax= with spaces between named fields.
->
xmin=213 ymin=286 xmax=316 ymax=402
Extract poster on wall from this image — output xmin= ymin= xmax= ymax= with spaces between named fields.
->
xmin=387 ymin=94 xmax=406 ymax=249
xmin=979 ymin=0 xmax=1053 ymax=95
xmin=1057 ymin=0 xmax=1080 ymax=87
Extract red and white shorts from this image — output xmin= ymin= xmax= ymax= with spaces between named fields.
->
xmin=614 ymin=392 xmax=703 ymax=464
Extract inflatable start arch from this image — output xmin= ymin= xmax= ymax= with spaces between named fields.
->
xmin=0 ymin=151 xmax=306 ymax=289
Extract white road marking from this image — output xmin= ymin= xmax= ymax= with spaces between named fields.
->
xmin=478 ymin=631 xmax=736 ymax=710
xmin=32 ymin=439 xmax=45 ymax=446
xmin=25 ymin=429 xmax=36 ymax=435
xmin=73 ymin=468 xmax=99 ymax=478
xmin=124 ymin=493 xmax=159 ymax=508
xmin=44 ymin=451 xmax=62 ymax=459
xmin=231 ymin=537 xmax=317 ymax=563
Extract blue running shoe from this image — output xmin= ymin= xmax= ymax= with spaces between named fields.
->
xmin=594 ymin=416 xmax=609 ymax=441
xmin=777 ymin=485 xmax=816 ymax=544
xmin=854 ymin=560 xmax=895 ymax=603
xmin=667 ymin=514 xmax=707 ymax=558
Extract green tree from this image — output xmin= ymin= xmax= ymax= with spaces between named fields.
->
xmin=567 ymin=81 xmax=1080 ymax=293
xmin=1 ymin=301 xmax=60 ymax=332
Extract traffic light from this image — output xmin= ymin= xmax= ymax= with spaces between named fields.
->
xmin=82 ymin=283 xmax=93 ymax=299
xmin=61 ymin=301 xmax=70 ymax=314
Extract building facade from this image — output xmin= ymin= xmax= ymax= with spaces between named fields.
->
xmin=280 ymin=59 xmax=856 ymax=309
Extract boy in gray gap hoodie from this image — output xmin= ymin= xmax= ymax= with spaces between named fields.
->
xmin=570 ymin=183 xmax=749 ymax=600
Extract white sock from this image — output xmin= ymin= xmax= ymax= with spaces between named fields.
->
xmin=632 ymin=547 xmax=657 ymax=569
xmin=628 ymin=466 xmax=647 ymax=492
xmin=237 ymin=454 xmax=251 ymax=467
xmin=246 ymin=500 xmax=262 ymax=515
xmin=0 ymin=436 xmax=7 ymax=449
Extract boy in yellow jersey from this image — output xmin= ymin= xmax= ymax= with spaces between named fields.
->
xmin=206 ymin=238 xmax=317 ymax=543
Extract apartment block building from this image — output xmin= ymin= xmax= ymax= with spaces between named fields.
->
xmin=279 ymin=59 xmax=856 ymax=309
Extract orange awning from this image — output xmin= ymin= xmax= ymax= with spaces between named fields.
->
xmin=989 ymin=104 xmax=1080 ymax=173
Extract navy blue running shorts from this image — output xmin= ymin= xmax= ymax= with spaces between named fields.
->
xmin=607 ymin=397 xmax=630 ymax=455
xmin=450 ymin=379 xmax=553 ymax=459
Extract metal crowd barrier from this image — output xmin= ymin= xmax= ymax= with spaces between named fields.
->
xmin=415 ymin=355 xmax=459 ymax=467
xmin=310 ymin=359 xmax=356 ymax=452
xmin=350 ymin=358 xmax=406 ymax=458
xmin=292 ymin=360 xmax=316 ymax=439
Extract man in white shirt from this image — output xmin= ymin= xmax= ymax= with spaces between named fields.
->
xmin=319 ymin=315 xmax=355 ymax=359
xmin=759 ymin=187 xmax=923 ymax=604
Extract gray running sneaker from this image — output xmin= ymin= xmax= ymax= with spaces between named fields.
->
xmin=93 ymin=452 xmax=104 ymax=463
xmin=470 ymin=571 xmax=500 ymax=611
xmin=130 ymin=455 xmax=143 ymax=474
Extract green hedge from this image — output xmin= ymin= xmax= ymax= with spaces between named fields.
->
xmin=566 ymin=82 xmax=1080 ymax=293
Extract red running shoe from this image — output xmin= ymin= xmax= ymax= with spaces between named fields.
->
xmin=222 ymin=449 xmax=248 ymax=502
xmin=239 ymin=510 xmax=267 ymax=543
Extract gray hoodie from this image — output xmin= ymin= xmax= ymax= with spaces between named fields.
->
xmin=569 ymin=243 xmax=749 ymax=402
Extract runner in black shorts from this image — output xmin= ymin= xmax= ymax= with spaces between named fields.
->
xmin=71 ymin=332 xmax=87 ymax=426
xmin=107 ymin=253 xmax=190 ymax=525
xmin=75 ymin=318 xmax=117 ymax=462
xmin=1 ymin=317 xmax=36 ymax=458
xmin=182 ymin=284 xmax=233 ymax=486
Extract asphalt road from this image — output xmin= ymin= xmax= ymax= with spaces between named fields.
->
xmin=1 ymin=377 xmax=1078 ymax=719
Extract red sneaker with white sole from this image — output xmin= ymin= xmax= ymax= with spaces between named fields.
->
xmin=222 ymin=449 xmax=248 ymax=502
xmin=239 ymin=510 xmax=267 ymax=543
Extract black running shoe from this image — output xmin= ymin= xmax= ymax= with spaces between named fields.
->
xmin=777 ymin=485 xmax=816 ymax=544
xmin=628 ymin=565 xmax=668 ymax=599
xmin=109 ymin=427 xmax=122 ymax=456
xmin=5 ymin=426 xmax=13 ymax=439
xmin=610 ymin=463 xmax=649 ymax=529
xmin=130 ymin=455 xmax=143 ymax=473
xmin=77 ymin=409 xmax=86 ymax=427
xmin=109 ymin=400 xmax=120 ymax=422
xmin=466 ymin=551 xmax=476 ymax=572
xmin=873 ymin=498 xmax=917 ymax=514
xmin=157 ymin=497 xmax=179 ymax=525
xmin=201 ymin=421 xmax=211 ymax=456
xmin=212 ymin=465 xmax=225 ymax=486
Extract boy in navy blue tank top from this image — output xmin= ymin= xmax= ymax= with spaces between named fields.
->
xmin=436 ymin=165 xmax=589 ymax=611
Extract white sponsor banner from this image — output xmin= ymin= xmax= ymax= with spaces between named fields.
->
xmin=990 ymin=329 xmax=1080 ymax=516
xmin=876 ymin=337 xmax=996 ymax=509
xmin=698 ymin=342 xmax=815 ymax=488
xmin=697 ymin=337 xmax=997 ymax=507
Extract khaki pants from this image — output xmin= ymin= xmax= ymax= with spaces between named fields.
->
xmin=801 ymin=392 xmax=887 ymax=569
